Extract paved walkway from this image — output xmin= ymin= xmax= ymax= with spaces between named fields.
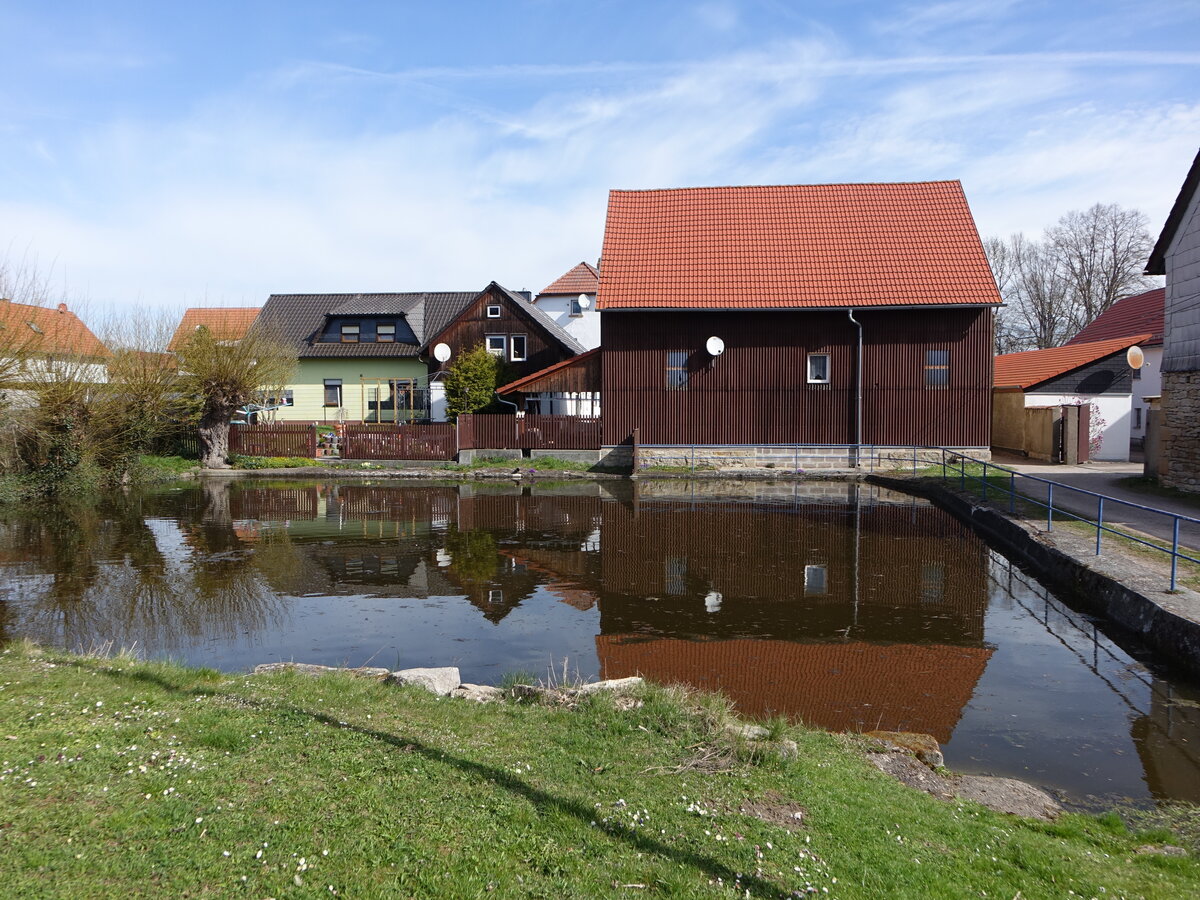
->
xmin=983 ymin=452 xmax=1200 ymax=554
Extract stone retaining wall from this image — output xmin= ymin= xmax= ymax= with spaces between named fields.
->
xmin=1161 ymin=371 xmax=1200 ymax=491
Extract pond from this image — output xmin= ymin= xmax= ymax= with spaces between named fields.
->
xmin=1 ymin=477 xmax=1198 ymax=810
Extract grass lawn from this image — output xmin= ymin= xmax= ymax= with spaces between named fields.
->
xmin=1 ymin=644 xmax=1196 ymax=898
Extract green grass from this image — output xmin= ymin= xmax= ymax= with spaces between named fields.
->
xmin=1 ymin=643 xmax=1196 ymax=899
xmin=133 ymin=455 xmax=198 ymax=481
xmin=228 ymin=454 xmax=316 ymax=470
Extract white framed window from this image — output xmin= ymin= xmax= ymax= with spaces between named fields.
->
xmin=485 ymin=335 xmax=506 ymax=356
xmin=376 ymin=323 xmax=396 ymax=343
xmin=486 ymin=304 xmax=502 ymax=318
xmin=488 ymin=589 xmax=504 ymax=604
xmin=340 ymin=322 xmax=360 ymax=343
xmin=804 ymin=565 xmax=827 ymax=596
xmin=510 ymin=334 xmax=527 ymax=362
xmin=569 ymin=296 xmax=585 ymax=317
xmin=807 ymin=353 xmax=830 ymax=384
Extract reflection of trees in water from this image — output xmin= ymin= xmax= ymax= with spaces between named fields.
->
xmin=0 ymin=485 xmax=291 ymax=653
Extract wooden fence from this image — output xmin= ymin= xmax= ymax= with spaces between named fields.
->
xmin=341 ymin=424 xmax=456 ymax=460
xmin=457 ymin=414 xmax=601 ymax=450
xmin=229 ymin=423 xmax=317 ymax=458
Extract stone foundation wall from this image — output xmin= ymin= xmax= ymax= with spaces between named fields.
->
xmin=1160 ymin=371 xmax=1200 ymax=491
xmin=604 ymin=445 xmax=990 ymax=473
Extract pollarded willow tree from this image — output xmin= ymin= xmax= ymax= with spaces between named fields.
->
xmin=175 ymin=325 xmax=296 ymax=469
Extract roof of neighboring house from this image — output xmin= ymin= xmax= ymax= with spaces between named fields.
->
xmin=497 ymin=347 xmax=600 ymax=394
xmin=256 ymin=292 xmax=477 ymax=358
xmin=537 ymin=261 xmax=600 ymax=297
xmin=1147 ymin=147 xmax=1200 ymax=275
xmin=488 ymin=283 xmax=588 ymax=355
xmin=1066 ymin=288 xmax=1165 ymax=346
xmin=0 ymin=299 xmax=109 ymax=358
xmin=167 ymin=307 xmax=261 ymax=351
xmin=596 ymin=181 xmax=1001 ymax=310
xmin=994 ymin=334 xmax=1151 ymax=389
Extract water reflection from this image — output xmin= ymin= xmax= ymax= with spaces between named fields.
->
xmin=1 ymin=477 xmax=1198 ymax=807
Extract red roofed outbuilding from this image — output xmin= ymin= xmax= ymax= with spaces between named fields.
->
xmin=595 ymin=181 xmax=1000 ymax=458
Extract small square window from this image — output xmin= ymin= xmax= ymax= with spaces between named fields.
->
xmin=807 ymin=353 xmax=830 ymax=384
xmin=377 ymin=323 xmax=396 ymax=343
xmin=666 ymin=351 xmax=689 ymax=390
xmin=569 ymin=296 xmax=585 ymax=317
xmin=488 ymin=589 xmax=504 ymax=604
xmin=924 ymin=349 xmax=949 ymax=387
xmin=485 ymin=335 xmax=506 ymax=356
xmin=804 ymin=565 xmax=827 ymax=596
xmin=486 ymin=305 xmax=502 ymax=318
xmin=510 ymin=334 xmax=527 ymax=362
xmin=340 ymin=322 xmax=360 ymax=343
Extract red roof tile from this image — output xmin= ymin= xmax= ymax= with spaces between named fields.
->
xmin=0 ymin=300 xmax=109 ymax=358
xmin=596 ymin=181 xmax=1001 ymax=310
xmin=538 ymin=261 xmax=599 ymax=296
xmin=994 ymin=334 xmax=1150 ymax=389
xmin=1065 ymin=288 xmax=1164 ymax=346
xmin=167 ymin=307 xmax=261 ymax=351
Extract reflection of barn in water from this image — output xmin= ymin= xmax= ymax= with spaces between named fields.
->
xmin=1132 ymin=681 xmax=1200 ymax=804
xmin=595 ymin=486 xmax=994 ymax=740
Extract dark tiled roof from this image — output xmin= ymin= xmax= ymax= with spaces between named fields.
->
xmin=994 ymin=334 xmax=1151 ymax=389
xmin=597 ymin=181 xmax=1001 ymax=310
xmin=1066 ymin=288 xmax=1165 ymax=346
xmin=491 ymin=283 xmax=588 ymax=355
xmin=257 ymin=292 xmax=476 ymax=358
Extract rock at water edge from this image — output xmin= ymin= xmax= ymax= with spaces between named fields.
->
xmin=387 ymin=667 xmax=462 ymax=696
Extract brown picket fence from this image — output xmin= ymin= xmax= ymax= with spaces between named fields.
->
xmin=341 ymin=424 xmax=456 ymax=460
xmin=229 ymin=423 xmax=317 ymax=458
xmin=457 ymin=414 xmax=600 ymax=450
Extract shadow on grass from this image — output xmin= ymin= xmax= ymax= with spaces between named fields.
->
xmin=85 ymin=661 xmax=787 ymax=898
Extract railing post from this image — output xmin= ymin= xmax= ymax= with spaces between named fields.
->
xmin=1009 ymin=473 xmax=1015 ymax=514
xmin=941 ymin=449 xmax=946 ymax=481
xmin=1047 ymin=483 xmax=1054 ymax=532
xmin=912 ymin=446 xmax=917 ymax=475
xmin=1096 ymin=497 xmax=1104 ymax=555
xmin=960 ymin=454 xmax=965 ymax=490
xmin=982 ymin=462 xmax=988 ymax=502
xmin=1171 ymin=517 xmax=1180 ymax=591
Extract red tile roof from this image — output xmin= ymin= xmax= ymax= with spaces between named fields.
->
xmin=167 ymin=307 xmax=261 ymax=351
xmin=597 ymin=636 xmax=992 ymax=742
xmin=994 ymin=334 xmax=1151 ymax=389
xmin=538 ymin=261 xmax=599 ymax=296
xmin=1065 ymin=288 xmax=1165 ymax=346
xmin=0 ymin=300 xmax=109 ymax=358
xmin=596 ymin=181 xmax=1002 ymax=310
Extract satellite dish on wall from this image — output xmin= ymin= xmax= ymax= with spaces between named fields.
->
xmin=706 ymin=336 xmax=725 ymax=357
xmin=577 ymin=293 xmax=592 ymax=309
xmin=433 ymin=343 xmax=452 ymax=363
xmin=1126 ymin=346 xmax=1145 ymax=369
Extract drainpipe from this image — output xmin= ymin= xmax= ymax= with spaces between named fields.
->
xmin=847 ymin=309 xmax=863 ymax=467
xmin=494 ymin=393 xmax=519 ymax=413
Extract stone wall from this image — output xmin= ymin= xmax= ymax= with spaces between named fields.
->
xmin=1160 ymin=371 xmax=1200 ymax=490
xmin=610 ymin=445 xmax=990 ymax=473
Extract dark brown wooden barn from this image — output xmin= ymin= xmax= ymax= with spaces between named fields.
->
xmin=595 ymin=181 xmax=1001 ymax=450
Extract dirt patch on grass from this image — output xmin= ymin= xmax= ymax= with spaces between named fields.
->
xmin=738 ymin=790 xmax=806 ymax=830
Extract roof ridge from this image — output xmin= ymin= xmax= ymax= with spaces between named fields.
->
xmin=607 ymin=180 xmax=964 ymax=194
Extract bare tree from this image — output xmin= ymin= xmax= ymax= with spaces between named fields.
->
xmin=983 ymin=236 xmax=1026 ymax=354
xmin=175 ymin=325 xmax=296 ymax=469
xmin=1010 ymin=234 xmax=1075 ymax=349
xmin=1047 ymin=203 xmax=1156 ymax=333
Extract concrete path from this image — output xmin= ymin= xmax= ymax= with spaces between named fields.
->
xmin=985 ymin=453 xmax=1200 ymax=554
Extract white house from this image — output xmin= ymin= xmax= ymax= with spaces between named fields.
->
xmin=1065 ymin=287 xmax=1164 ymax=448
xmin=531 ymin=261 xmax=600 ymax=351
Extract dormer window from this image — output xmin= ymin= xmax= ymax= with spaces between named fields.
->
xmin=486 ymin=305 xmax=501 ymax=318
xmin=340 ymin=322 xmax=360 ymax=343
xmin=377 ymin=323 xmax=396 ymax=342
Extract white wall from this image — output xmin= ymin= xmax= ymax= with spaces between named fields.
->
xmin=532 ymin=294 xmax=600 ymax=350
xmin=1025 ymin=393 xmax=1132 ymax=461
xmin=1130 ymin=345 xmax=1163 ymax=443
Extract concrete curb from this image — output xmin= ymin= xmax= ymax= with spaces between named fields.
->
xmin=871 ymin=475 xmax=1200 ymax=674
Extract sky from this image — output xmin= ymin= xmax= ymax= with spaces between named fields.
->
xmin=1 ymin=0 xmax=1198 ymax=316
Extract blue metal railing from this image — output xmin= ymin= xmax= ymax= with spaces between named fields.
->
xmin=938 ymin=449 xmax=1200 ymax=591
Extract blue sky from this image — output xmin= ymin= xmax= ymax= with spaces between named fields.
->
xmin=1 ymin=1 xmax=1198 ymax=313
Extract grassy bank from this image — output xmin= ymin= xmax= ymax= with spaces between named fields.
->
xmin=1 ymin=645 xmax=1196 ymax=898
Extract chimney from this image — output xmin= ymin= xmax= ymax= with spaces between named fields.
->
xmin=57 ymin=302 xmax=69 ymax=313
xmin=517 ymin=290 xmax=532 ymax=302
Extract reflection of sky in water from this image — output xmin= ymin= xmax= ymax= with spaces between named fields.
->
xmin=2 ymin=479 xmax=1199 ymax=809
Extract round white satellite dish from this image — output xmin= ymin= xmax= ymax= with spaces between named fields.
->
xmin=1126 ymin=345 xmax=1145 ymax=369
xmin=706 ymin=336 xmax=725 ymax=356
xmin=577 ymin=293 xmax=592 ymax=309
xmin=433 ymin=343 xmax=452 ymax=363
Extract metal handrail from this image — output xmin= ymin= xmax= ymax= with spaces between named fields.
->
xmin=939 ymin=449 xmax=1200 ymax=591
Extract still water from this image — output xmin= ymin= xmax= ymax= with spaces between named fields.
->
xmin=1 ymin=477 xmax=1198 ymax=809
